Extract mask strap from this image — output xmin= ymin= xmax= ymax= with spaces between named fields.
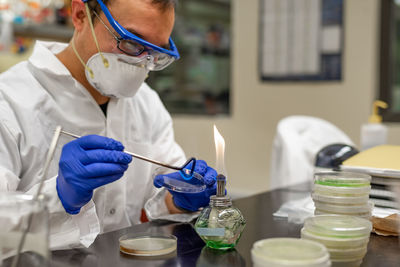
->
xmin=71 ymin=37 xmax=94 ymax=79
xmin=85 ymin=2 xmax=109 ymax=68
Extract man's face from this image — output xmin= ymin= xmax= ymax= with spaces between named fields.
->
xmin=82 ymin=0 xmax=175 ymax=61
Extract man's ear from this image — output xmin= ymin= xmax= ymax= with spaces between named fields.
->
xmin=71 ymin=0 xmax=88 ymax=32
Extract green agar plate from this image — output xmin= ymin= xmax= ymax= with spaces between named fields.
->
xmin=313 ymin=183 xmax=371 ymax=196
xmin=314 ymin=171 xmax=371 ymax=187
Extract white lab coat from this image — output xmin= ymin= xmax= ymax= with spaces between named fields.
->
xmin=0 ymin=41 xmax=197 ymax=249
xmin=269 ymin=116 xmax=354 ymax=191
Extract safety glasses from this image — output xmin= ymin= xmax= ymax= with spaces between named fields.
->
xmin=82 ymin=0 xmax=179 ymax=71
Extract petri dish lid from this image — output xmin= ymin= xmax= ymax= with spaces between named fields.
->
xmin=329 ymin=258 xmax=363 ymax=266
xmin=251 ymin=238 xmax=330 ymax=266
xmin=314 ymin=209 xmax=372 ymax=220
xmin=311 ymin=192 xmax=369 ymax=204
xmin=313 ymin=183 xmax=371 ymax=195
xmin=153 ymin=168 xmax=206 ymax=193
xmin=328 ymin=245 xmax=368 ymax=260
xmin=119 ymin=232 xmax=177 ymax=256
xmin=314 ymin=171 xmax=371 ymax=187
xmin=313 ymin=200 xmax=372 ymax=213
xmin=301 ymin=228 xmax=370 ymax=248
xmin=304 ymin=215 xmax=372 ymax=238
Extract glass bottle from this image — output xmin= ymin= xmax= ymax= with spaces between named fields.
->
xmin=194 ymin=175 xmax=246 ymax=250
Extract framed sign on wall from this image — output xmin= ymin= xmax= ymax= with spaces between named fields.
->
xmin=259 ymin=0 xmax=344 ymax=81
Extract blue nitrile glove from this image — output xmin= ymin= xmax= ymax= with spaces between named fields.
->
xmin=153 ymin=160 xmax=218 ymax=212
xmin=56 ymin=135 xmax=132 ymax=214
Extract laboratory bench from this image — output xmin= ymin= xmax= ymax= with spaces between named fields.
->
xmin=49 ymin=183 xmax=400 ymax=267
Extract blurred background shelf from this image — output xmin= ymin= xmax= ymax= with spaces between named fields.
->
xmin=13 ymin=24 xmax=73 ymax=42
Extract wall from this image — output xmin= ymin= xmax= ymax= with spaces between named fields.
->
xmin=172 ymin=0 xmax=400 ymax=197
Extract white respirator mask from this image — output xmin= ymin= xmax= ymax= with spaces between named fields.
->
xmin=83 ymin=52 xmax=149 ymax=98
xmin=71 ymin=3 xmax=149 ymax=98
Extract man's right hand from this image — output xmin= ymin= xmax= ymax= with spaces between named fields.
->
xmin=56 ymin=135 xmax=132 ymax=214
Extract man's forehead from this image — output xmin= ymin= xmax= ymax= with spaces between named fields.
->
xmin=107 ymin=0 xmax=174 ymax=18
xmin=106 ymin=0 xmax=174 ymax=48
xmin=108 ymin=0 xmax=175 ymax=10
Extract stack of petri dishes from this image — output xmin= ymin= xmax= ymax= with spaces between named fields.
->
xmin=251 ymin=238 xmax=331 ymax=267
xmin=312 ymin=172 xmax=372 ymax=219
xmin=301 ymin=215 xmax=372 ymax=267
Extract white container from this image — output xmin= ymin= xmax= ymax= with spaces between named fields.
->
xmin=360 ymin=100 xmax=388 ymax=151
xmin=251 ymin=238 xmax=331 ymax=267
xmin=360 ymin=123 xmax=388 ymax=151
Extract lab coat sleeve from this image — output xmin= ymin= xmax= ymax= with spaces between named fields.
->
xmin=0 ymin=120 xmax=100 ymax=250
xmin=0 ymin=116 xmax=22 ymax=191
xmin=143 ymin=92 xmax=199 ymax=222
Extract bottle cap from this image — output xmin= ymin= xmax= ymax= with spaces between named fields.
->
xmin=368 ymin=100 xmax=388 ymax=123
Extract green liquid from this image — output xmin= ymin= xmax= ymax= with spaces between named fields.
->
xmin=206 ymin=240 xmax=235 ymax=250
xmin=315 ymin=180 xmax=369 ymax=187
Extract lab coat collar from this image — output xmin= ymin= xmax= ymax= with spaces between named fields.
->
xmin=28 ymin=41 xmax=71 ymax=76
xmin=28 ymin=41 xmax=105 ymax=116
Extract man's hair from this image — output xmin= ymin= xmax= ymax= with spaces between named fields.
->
xmin=88 ymin=0 xmax=177 ymax=17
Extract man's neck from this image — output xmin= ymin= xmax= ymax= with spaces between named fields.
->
xmin=56 ymin=44 xmax=110 ymax=105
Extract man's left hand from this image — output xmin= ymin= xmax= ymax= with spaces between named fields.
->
xmin=153 ymin=160 xmax=217 ymax=212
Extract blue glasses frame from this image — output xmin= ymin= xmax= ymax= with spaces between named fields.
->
xmin=82 ymin=0 xmax=180 ymax=59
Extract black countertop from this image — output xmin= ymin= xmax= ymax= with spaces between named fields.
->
xmin=49 ymin=183 xmax=400 ymax=266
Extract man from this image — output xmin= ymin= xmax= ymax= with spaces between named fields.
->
xmin=0 ymin=0 xmax=216 ymax=249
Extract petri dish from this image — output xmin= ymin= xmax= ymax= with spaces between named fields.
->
xmin=301 ymin=228 xmax=370 ymax=248
xmin=311 ymin=192 xmax=369 ymax=205
xmin=153 ymin=168 xmax=206 ymax=193
xmin=329 ymin=258 xmax=363 ymax=267
xmin=314 ymin=172 xmax=371 ymax=187
xmin=303 ymin=215 xmax=372 ymax=239
xmin=251 ymin=238 xmax=331 ymax=267
xmin=313 ymin=200 xmax=372 ymax=214
xmin=119 ymin=232 xmax=177 ymax=256
xmin=313 ymin=183 xmax=371 ymax=196
xmin=314 ymin=209 xmax=372 ymax=220
xmin=328 ymin=245 xmax=368 ymax=260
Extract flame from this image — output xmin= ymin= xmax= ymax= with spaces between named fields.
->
xmin=214 ymin=125 xmax=226 ymax=176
